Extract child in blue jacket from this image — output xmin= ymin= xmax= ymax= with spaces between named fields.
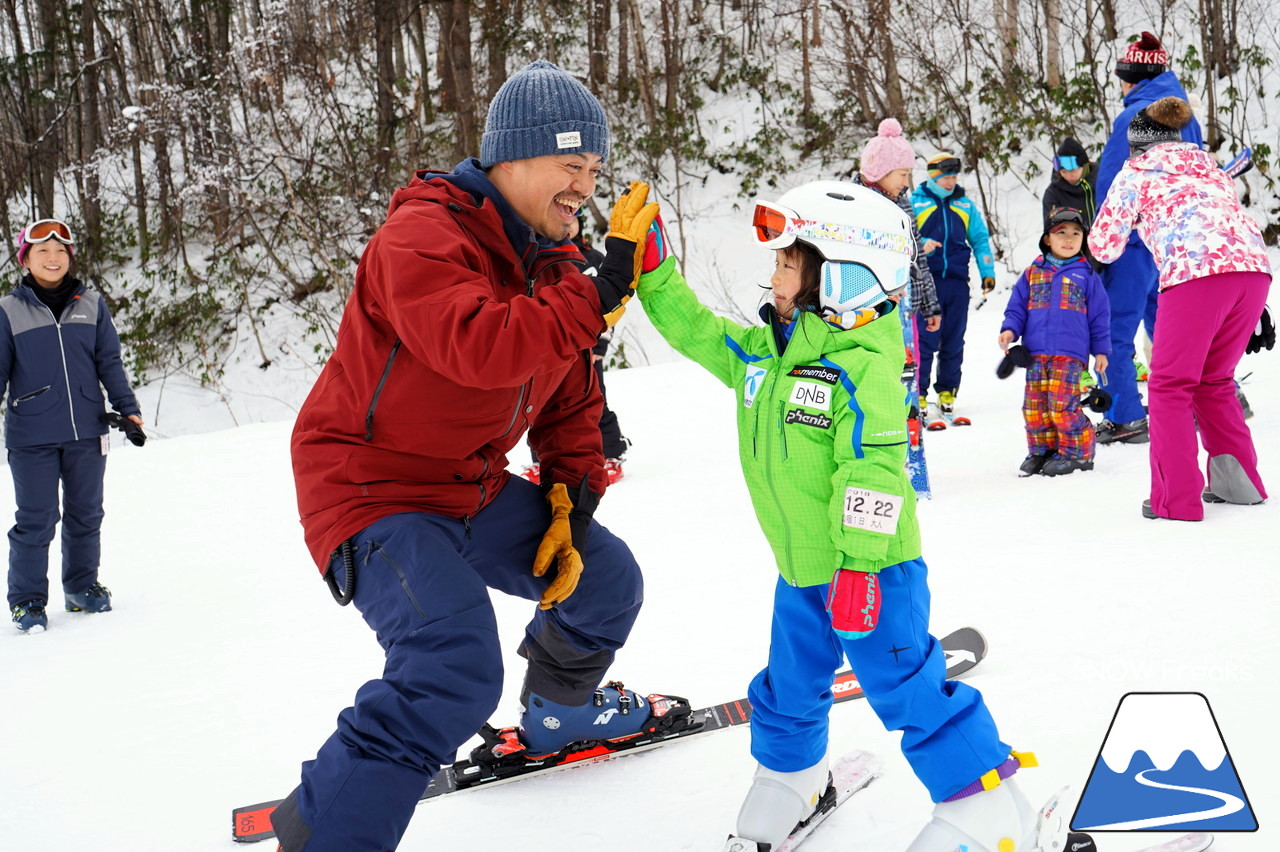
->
xmin=912 ymin=153 xmax=997 ymax=424
xmin=999 ymin=209 xmax=1111 ymax=477
xmin=1 ymin=219 xmax=143 ymax=632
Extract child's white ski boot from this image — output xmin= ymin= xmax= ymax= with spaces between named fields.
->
xmin=733 ymin=756 xmax=830 ymax=850
xmin=907 ymin=752 xmax=1068 ymax=852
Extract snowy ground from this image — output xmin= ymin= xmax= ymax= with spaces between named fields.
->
xmin=1 ymin=283 xmax=1276 ymax=850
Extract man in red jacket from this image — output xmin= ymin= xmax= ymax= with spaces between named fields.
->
xmin=273 ymin=61 xmax=672 ymax=851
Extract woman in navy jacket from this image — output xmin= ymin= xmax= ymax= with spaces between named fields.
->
xmin=1 ymin=219 xmax=142 ymax=632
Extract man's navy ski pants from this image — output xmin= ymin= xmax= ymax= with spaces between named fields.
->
xmin=271 ymin=476 xmax=643 ymax=852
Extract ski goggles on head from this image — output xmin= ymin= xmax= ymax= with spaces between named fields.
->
xmin=928 ymin=157 xmax=961 ymax=177
xmin=751 ymin=200 xmax=914 ymax=257
xmin=752 ymin=200 xmax=796 ymax=247
xmin=1047 ymin=207 xmax=1087 ymax=231
xmin=22 ymin=218 xmax=74 ymax=246
xmin=1053 ymin=155 xmax=1082 ymax=171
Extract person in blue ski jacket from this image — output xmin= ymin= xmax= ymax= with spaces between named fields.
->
xmin=1091 ymin=31 xmax=1203 ymax=446
xmin=1 ymin=218 xmax=143 ymax=632
xmin=911 ymin=153 xmax=996 ymax=421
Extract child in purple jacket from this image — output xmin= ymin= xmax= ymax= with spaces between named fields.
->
xmin=999 ymin=209 xmax=1111 ymax=477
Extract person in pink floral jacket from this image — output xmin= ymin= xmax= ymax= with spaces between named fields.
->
xmin=1089 ymin=96 xmax=1272 ymax=521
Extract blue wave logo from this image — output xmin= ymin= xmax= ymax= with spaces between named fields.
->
xmin=1073 ymin=749 xmax=1255 ymax=830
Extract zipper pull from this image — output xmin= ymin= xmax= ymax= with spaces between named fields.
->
xmin=462 ymin=515 xmax=473 ymax=539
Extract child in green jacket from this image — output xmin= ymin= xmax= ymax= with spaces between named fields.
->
xmin=636 ymin=182 xmax=1060 ymax=852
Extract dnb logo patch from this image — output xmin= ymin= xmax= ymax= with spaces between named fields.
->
xmin=1071 ymin=692 xmax=1257 ymax=831
xmin=788 ymin=381 xmax=831 ymax=411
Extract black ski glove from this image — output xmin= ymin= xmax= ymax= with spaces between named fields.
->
xmin=995 ymin=344 xmax=1033 ymax=379
xmin=531 ymin=476 xmax=601 ymax=610
xmin=103 ymin=412 xmax=147 ymax=446
xmin=1246 ymin=306 xmax=1275 ymax=355
xmin=1081 ymin=387 xmax=1113 ymax=414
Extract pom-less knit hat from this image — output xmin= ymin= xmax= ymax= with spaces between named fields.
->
xmin=15 ymin=218 xmax=75 ymax=266
xmin=1127 ymin=96 xmax=1193 ymax=150
xmin=859 ymin=118 xmax=917 ymax=184
xmin=479 ymin=60 xmax=609 ymax=167
xmin=1053 ymin=136 xmax=1089 ymax=171
xmin=1115 ymin=32 xmax=1169 ymax=83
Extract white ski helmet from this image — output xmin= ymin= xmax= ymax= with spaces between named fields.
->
xmin=751 ymin=180 xmax=915 ymax=315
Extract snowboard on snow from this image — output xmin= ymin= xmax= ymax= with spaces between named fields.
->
xmin=231 ymin=627 xmax=988 ymax=843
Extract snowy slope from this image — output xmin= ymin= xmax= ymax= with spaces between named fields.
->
xmin=1 ymin=289 xmax=1276 ymax=850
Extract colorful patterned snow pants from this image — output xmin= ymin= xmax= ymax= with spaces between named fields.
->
xmin=1023 ymin=355 xmax=1094 ymax=460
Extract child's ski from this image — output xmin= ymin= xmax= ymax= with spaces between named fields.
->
xmin=722 ymin=750 xmax=881 ymax=852
xmin=232 ymin=627 xmax=987 ymax=843
xmin=1131 ymin=834 xmax=1213 ymax=852
xmin=1067 ymin=832 xmax=1213 ymax=852
xmin=926 ymin=404 xmax=971 ymax=430
xmin=900 ymin=309 xmax=931 ymax=496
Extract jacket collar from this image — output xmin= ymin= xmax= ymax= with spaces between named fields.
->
xmin=412 ymin=160 xmax=583 ymax=280
xmin=1123 ymin=70 xmax=1184 ymax=107
xmin=1033 ymin=254 xmax=1090 ymax=272
xmin=758 ymin=303 xmax=896 ymax=362
xmin=15 ymin=274 xmax=86 ymax=303
xmin=920 ymin=181 xmax=966 ymax=204
xmin=431 ymin=158 xmax=540 ymax=269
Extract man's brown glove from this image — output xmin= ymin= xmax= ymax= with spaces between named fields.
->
xmin=593 ymin=181 xmax=661 ymax=327
xmin=531 ymin=477 xmax=600 ymax=610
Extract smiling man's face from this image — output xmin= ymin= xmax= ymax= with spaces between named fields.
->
xmin=490 ymin=153 xmax=603 ymax=241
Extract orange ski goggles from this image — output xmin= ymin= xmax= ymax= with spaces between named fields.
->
xmin=23 ymin=218 xmax=75 ymax=245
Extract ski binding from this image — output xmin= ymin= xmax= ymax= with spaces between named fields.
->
xmin=723 ymin=750 xmax=880 ymax=852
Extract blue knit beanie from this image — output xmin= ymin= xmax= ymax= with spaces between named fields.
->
xmin=479 ymin=60 xmax=610 ymax=167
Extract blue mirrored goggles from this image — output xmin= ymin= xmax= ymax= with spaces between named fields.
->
xmin=1054 ymin=155 xmax=1082 ymax=171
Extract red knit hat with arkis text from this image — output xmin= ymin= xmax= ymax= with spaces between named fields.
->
xmin=1115 ymin=32 xmax=1169 ymax=83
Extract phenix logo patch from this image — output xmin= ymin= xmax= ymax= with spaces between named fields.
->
xmin=785 ymin=408 xmax=831 ymax=429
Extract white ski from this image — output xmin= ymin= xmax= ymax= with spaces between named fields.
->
xmin=1130 ymin=834 xmax=1213 ymax=852
xmin=722 ymin=750 xmax=881 ymax=852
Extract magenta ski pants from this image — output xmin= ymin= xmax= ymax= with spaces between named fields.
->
xmin=1147 ymin=270 xmax=1271 ymax=520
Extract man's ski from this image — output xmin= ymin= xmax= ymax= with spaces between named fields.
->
xmin=722 ymin=750 xmax=881 ymax=852
xmin=232 ymin=627 xmax=987 ymax=843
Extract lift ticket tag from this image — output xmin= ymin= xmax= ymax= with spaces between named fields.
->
xmin=842 ymin=487 xmax=901 ymax=535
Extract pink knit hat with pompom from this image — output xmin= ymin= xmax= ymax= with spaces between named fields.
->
xmin=859 ymin=118 xmax=916 ymax=184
